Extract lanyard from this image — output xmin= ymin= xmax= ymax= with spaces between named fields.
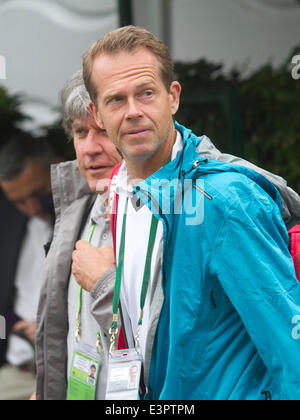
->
xmin=75 ymin=222 xmax=102 ymax=353
xmin=109 ymin=196 xmax=159 ymax=354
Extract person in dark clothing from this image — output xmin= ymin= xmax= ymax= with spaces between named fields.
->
xmin=0 ymin=190 xmax=27 ymax=365
xmin=0 ymin=134 xmax=56 ymax=400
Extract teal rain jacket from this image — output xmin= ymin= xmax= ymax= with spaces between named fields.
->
xmin=134 ymin=122 xmax=300 ymax=400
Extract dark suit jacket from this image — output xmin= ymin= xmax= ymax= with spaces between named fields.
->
xmin=0 ymin=191 xmax=27 ymax=366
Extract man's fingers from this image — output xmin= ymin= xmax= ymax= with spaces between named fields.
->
xmin=14 ymin=320 xmax=33 ymax=331
xmin=75 ymin=240 xmax=89 ymax=250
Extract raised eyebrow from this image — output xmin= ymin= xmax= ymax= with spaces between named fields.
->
xmin=72 ymin=123 xmax=86 ymax=130
xmin=103 ymin=92 xmax=122 ymax=104
xmin=96 ymin=127 xmax=108 ymax=134
xmin=140 ymin=81 xmax=155 ymax=87
xmin=136 ymin=81 xmax=156 ymax=92
xmin=103 ymin=81 xmax=156 ymax=102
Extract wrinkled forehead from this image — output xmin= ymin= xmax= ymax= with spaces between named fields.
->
xmin=93 ymin=48 xmax=163 ymax=95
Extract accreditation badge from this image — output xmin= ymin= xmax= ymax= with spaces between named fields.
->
xmin=67 ymin=343 xmax=103 ymax=400
xmin=105 ymin=349 xmax=143 ymax=400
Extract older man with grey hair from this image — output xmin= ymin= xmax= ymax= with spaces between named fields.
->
xmin=35 ymin=70 xmax=122 ymax=400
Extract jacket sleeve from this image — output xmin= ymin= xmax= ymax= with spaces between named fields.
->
xmin=90 ymin=267 xmax=116 ymax=337
xmin=210 ymin=179 xmax=300 ymax=400
xmin=35 ymin=272 xmax=48 ymax=400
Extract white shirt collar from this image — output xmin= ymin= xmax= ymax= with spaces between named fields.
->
xmin=116 ymin=129 xmax=183 ymax=197
xmin=171 ymin=129 xmax=184 ymax=161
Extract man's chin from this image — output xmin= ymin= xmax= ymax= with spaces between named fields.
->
xmin=86 ymin=172 xmax=112 ymax=195
xmin=123 ymin=146 xmax=157 ymax=162
xmin=36 ymin=212 xmax=51 ymax=222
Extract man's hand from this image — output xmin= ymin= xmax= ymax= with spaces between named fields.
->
xmin=72 ymin=241 xmax=115 ymax=292
xmin=29 ymin=392 xmax=36 ymax=400
xmin=13 ymin=321 xmax=36 ymax=344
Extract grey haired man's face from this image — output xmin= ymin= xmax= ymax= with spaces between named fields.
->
xmin=73 ymin=115 xmax=121 ymax=193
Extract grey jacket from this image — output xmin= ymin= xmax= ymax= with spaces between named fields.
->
xmin=35 ymin=161 xmax=116 ymax=400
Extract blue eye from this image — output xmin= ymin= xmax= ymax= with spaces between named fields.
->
xmin=75 ymin=129 xmax=87 ymax=137
xmin=111 ymin=96 xmax=122 ymax=103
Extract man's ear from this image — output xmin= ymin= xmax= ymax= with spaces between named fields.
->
xmin=89 ymin=101 xmax=104 ymax=129
xmin=169 ymin=81 xmax=181 ymax=116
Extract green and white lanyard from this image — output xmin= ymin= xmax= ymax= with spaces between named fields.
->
xmin=109 ymin=196 xmax=159 ymax=354
xmin=75 ymin=222 xmax=102 ymax=353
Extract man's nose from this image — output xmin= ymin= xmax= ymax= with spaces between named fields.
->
xmin=125 ymin=97 xmax=143 ymax=120
xmin=85 ymin=129 xmax=104 ymax=155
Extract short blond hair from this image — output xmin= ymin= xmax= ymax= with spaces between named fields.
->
xmin=83 ymin=25 xmax=174 ymax=105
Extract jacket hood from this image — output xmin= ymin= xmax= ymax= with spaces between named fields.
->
xmin=194 ymin=125 xmax=300 ymax=228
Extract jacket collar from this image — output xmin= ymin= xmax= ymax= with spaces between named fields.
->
xmin=51 ymin=160 xmax=95 ymax=217
xmin=132 ymin=121 xmax=204 ymax=193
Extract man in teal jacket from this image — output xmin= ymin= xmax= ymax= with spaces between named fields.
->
xmin=81 ymin=26 xmax=300 ymax=399
xmin=138 ymin=122 xmax=300 ymax=400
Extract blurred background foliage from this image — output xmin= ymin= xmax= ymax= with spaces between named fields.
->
xmin=0 ymin=88 xmax=30 ymax=141
xmin=0 ymin=90 xmax=74 ymax=161
xmin=0 ymin=46 xmax=299 ymax=192
xmin=175 ymin=46 xmax=300 ymax=193
xmin=239 ymin=46 xmax=300 ymax=194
